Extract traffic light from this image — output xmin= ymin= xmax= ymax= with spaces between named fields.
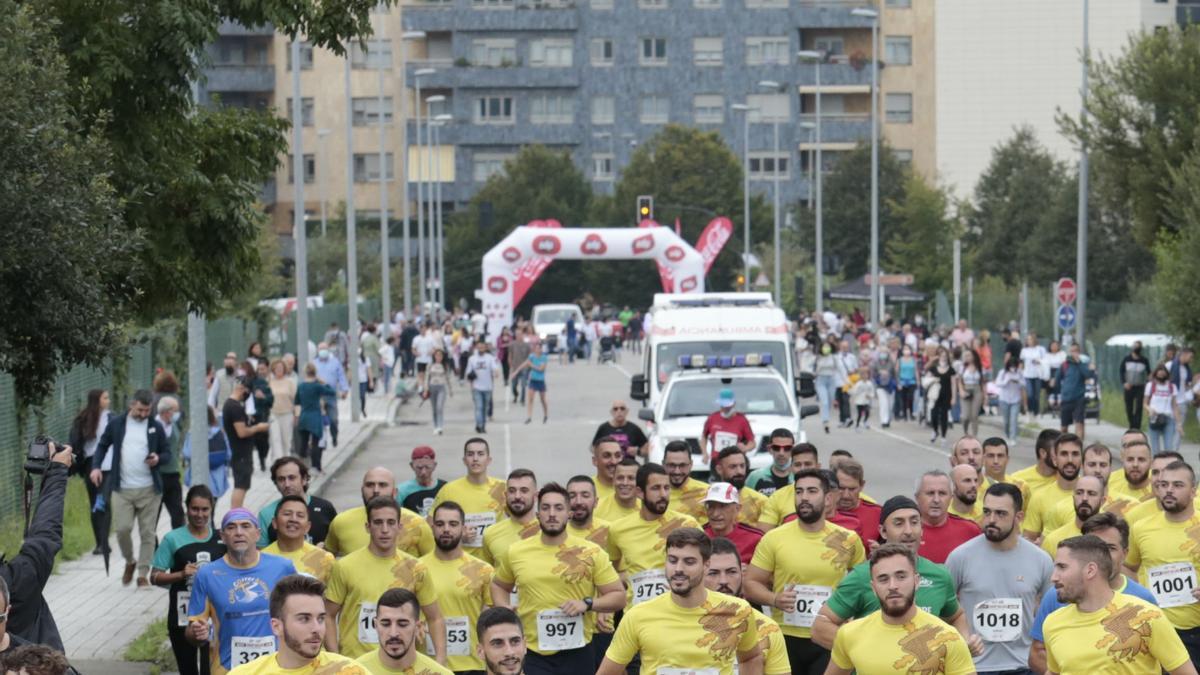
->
xmin=736 ymin=273 xmax=746 ymax=288
xmin=637 ymin=195 xmax=654 ymax=222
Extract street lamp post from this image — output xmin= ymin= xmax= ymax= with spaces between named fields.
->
xmin=852 ymin=7 xmax=880 ymax=327
xmin=758 ymin=80 xmax=783 ymax=305
xmin=1076 ymin=0 xmax=1090 ymax=347
xmin=290 ymin=39 xmax=311 ymax=376
xmin=395 ymin=31 xmax=426 ymax=328
xmin=799 ymin=121 xmax=815 ymax=211
xmin=797 ymin=50 xmax=825 ymax=314
xmin=343 ymin=53 xmax=360 ymax=422
xmin=317 ymin=128 xmax=331 ymax=238
xmin=412 ymin=68 xmax=435 ymax=315
xmin=434 ymin=113 xmax=453 ymax=309
xmin=425 ymin=95 xmax=446 ymax=314
xmin=731 ymin=103 xmax=756 ymax=292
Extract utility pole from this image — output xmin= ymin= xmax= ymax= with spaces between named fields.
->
xmin=292 ymin=38 xmax=310 ymax=373
xmin=1076 ymin=0 xmax=1090 ymax=348
xmin=344 ymin=55 xmax=361 ymax=422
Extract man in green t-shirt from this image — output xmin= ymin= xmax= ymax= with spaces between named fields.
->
xmin=811 ymin=496 xmax=979 ymax=656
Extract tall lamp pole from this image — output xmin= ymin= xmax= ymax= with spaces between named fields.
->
xmin=425 ymin=95 xmax=446 ymax=313
xmin=396 ymin=31 xmax=426 ymax=327
xmin=291 ymin=38 xmax=311 ymax=374
xmin=852 ymin=7 xmax=880 ymax=327
xmin=412 ymin=68 xmax=435 ymax=315
xmin=344 ymin=52 xmax=360 ymax=422
xmin=434 ymin=113 xmax=453 ymax=309
xmin=731 ymin=103 xmax=756 ymax=292
xmin=758 ymin=80 xmax=783 ymax=305
xmin=1076 ymin=0 xmax=1090 ymax=347
xmin=798 ymin=50 xmax=825 ymax=314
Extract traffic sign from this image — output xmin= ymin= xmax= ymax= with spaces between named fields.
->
xmin=1057 ymin=305 xmax=1077 ymax=330
xmin=1056 ymin=277 xmax=1077 ymax=306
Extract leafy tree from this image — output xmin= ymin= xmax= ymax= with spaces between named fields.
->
xmin=885 ymin=174 xmax=960 ymax=294
xmin=1154 ymin=148 xmax=1200 ymax=343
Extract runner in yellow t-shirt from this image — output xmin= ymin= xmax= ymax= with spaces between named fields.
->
xmin=756 ymin=446 xmax=823 ymax=530
xmin=1010 ymin=429 xmax=1064 ymax=496
xmin=1123 ymin=451 xmax=1191 ymax=525
xmin=355 ymin=588 xmax=453 ymax=675
xmin=712 ymin=446 xmax=769 ymax=526
xmin=491 ymin=483 xmax=625 ymax=671
xmin=1041 ymin=475 xmax=1105 ymax=557
xmin=566 ymin=474 xmax=617 ymax=667
xmin=1022 ymin=434 xmax=1082 ymax=539
xmin=324 ymin=467 xmax=434 ymax=558
xmin=1109 ymin=440 xmax=1153 ymax=501
xmin=744 ymin=469 xmax=865 ymax=673
xmin=431 ymin=438 xmax=507 ymax=554
xmin=826 ymin=544 xmax=975 ymax=675
xmin=595 ymin=456 xmax=640 ymax=523
xmin=1044 ymin=533 xmax=1192 ymax=674
xmin=591 ymin=436 xmax=623 ymax=504
xmin=607 ymin=462 xmax=700 ymax=607
xmin=1126 ymin=461 xmax=1200 ymax=635
xmin=981 ymin=437 xmax=1032 ymax=506
xmin=596 ymin=527 xmax=764 ymax=675
xmin=663 ymin=442 xmax=712 ymax=525
xmin=323 ymin=497 xmax=445 ymax=662
xmin=228 ymin=575 xmax=366 ymax=675
xmin=480 ymin=469 xmax=540 ymax=566
xmin=420 ymin=502 xmax=494 ymax=673
xmin=263 ymin=495 xmax=334 ymax=582
xmin=705 ymin=537 xmax=790 ymax=674
xmin=947 ymin=464 xmax=984 ymax=524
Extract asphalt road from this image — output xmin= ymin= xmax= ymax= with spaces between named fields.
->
xmin=319 ymin=351 xmax=1044 ymax=509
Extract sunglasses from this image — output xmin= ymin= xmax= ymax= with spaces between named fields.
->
xmin=769 ymin=444 xmax=794 ymax=451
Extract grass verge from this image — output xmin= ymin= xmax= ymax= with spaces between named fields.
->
xmin=1100 ymin=386 xmax=1200 ymax=445
xmin=124 ymin=619 xmax=177 ymax=675
xmin=0 ymin=475 xmax=98 ymax=564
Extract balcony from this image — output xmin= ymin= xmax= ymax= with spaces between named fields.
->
xmin=406 ymin=62 xmax=580 ymax=89
xmin=216 ymin=20 xmax=275 ymax=37
xmin=407 ymin=120 xmax=581 ymax=147
xmin=404 ymin=3 xmax=579 ymax=31
xmin=795 ymin=61 xmax=874 ymax=91
xmin=205 ymin=65 xmax=275 ymax=93
xmin=793 ymin=2 xmax=877 ymax=28
xmin=796 ymin=113 xmax=871 ymax=144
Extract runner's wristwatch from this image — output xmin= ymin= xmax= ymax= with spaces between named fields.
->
xmin=584 ymin=597 xmax=594 ymax=612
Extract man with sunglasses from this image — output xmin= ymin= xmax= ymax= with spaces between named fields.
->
xmin=747 ymin=429 xmax=803 ymax=498
xmin=592 ymin=400 xmax=648 ymax=459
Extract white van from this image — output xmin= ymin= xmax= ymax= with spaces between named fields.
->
xmin=530 ymin=303 xmax=585 ymax=353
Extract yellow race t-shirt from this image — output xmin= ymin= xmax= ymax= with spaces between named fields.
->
xmin=229 ymin=650 xmax=367 ymax=675
xmin=595 ymin=497 xmax=639 ymax=523
xmin=752 ymin=607 xmax=790 ymax=675
xmin=748 ymin=520 xmax=866 ymax=638
xmin=593 ymin=476 xmax=615 ymax=503
xmin=985 ymin=473 xmax=1032 ymax=507
xmin=354 ymin=649 xmax=452 ymax=675
xmin=948 ymin=499 xmax=983 ymax=525
xmin=671 ymin=477 xmax=712 ymax=525
xmin=324 ymin=506 xmax=434 ymax=559
xmin=1040 ymin=520 xmax=1082 ymax=558
xmin=567 ymin=517 xmax=612 ymax=550
xmin=493 ymin=535 xmax=620 ymax=655
xmin=830 ymin=608 xmax=974 ymax=675
xmin=605 ymin=590 xmax=758 ymax=675
xmin=758 ymin=485 xmax=795 ymax=528
xmin=261 ymin=541 xmax=334 ymax=583
xmin=739 ymin=487 xmax=769 ymax=527
xmin=607 ymin=510 xmax=700 ymax=605
xmin=431 ymin=477 xmax=507 ymax=553
xmin=1023 ymin=482 xmax=1073 ymax=536
xmin=479 ymin=516 xmax=540 ymax=566
xmin=1108 ymin=469 xmax=1153 ymax=502
xmin=325 ymin=547 xmax=438 ymax=658
xmin=418 ymin=551 xmax=493 ymax=672
xmin=1043 ymin=594 xmax=1190 ymax=674
xmin=1010 ymin=464 xmax=1058 ymax=496
xmin=1126 ymin=511 xmax=1200 ymax=629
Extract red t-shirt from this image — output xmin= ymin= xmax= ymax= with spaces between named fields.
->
xmin=845 ymin=501 xmax=882 ymax=545
xmin=917 ymin=515 xmax=982 ymax=563
xmin=701 ymin=412 xmax=755 ymax=461
xmin=704 ymin=523 xmax=764 ymax=564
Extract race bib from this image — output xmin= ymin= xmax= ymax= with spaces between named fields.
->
xmin=231 ymin=635 xmax=275 ymax=666
xmin=536 ymin=609 xmax=585 ymax=651
xmin=782 ymin=585 xmax=831 ymax=628
xmin=445 ymin=616 xmax=472 ymax=657
xmin=973 ymin=598 xmax=1022 ymax=642
xmin=175 ymin=591 xmax=190 ymax=627
xmin=358 ymin=602 xmax=378 ymax=644
xmin=1148 ymin=562 xmax=1198 ymax=608
xmin=464 ymin=513 xmax=497 ymax=549
xmin=630 ymin=568 xmax=668 ymax=605
xmin=715 ymin=432 xmax=738 ymax=452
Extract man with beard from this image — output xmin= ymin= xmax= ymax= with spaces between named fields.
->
xmin=713 ymin=447 xmax=768 ymax=525
xmin=323 ymin=497 xmax=446 ymax=661
xmin=594 ymin=457 xmax=640 ymax=523
xmin=946 ymin=482 xmax=1053 ymax=673
xmin=186 ymin=509 xmax=297 ymax=675
xmin=421 ymin=502 xmax=494 ymax=674
xmin=357 ymin=588 xmax=452 ymax=675
xmin=227 ymin=575 xmax=366 ymax=675
xmin=947 ymin=464 xmax=983 ymax=524
xmin=813 ymin=496 xmax=974 ymax=654
xmin=744 ymin=469 xmax=865 ymax=674
xmin=563 ymin=476 xmax=615 ymax=671
xmin=746 ymin=429 xmax=801 ymax=498
xmin=481 ymin=470 xmax=539 ymax=565
xmin=1124 ymin=451 xmax=1190 ymax=525
xmin=263 ymin=496 xmax=334 ymax=583
xmin=491 ymin=484 xmax=625 ymax=675
xmin=777 ymin=470 xmax=871 ymax=549
xmin=432 ymin=439 xmax=508 ymax=555
xmin=1022 ymin=433 xmax=1083 ymax=540
xmin=702 ymin=483 xmax=764 ymax=564
xmin=915 ymin=470 xmax=981 ymax=564
xmin=257 ymin=457 xmax=337 ymax=546
xmin=589 ymin=438 xmax=623 ymax=504
xmin=324 ymin=467 xmax=434 ymax=558
xmin=1109 ymin=438 xmax=1153 ymax=501
xmin=948 ymin=435 xmax=984 ymax=472
xmin=475 ymin=607 xmax=527 ymax=675
xmin=1043 ymin=535 xmax=1194 ymax=675
xmin=663 ymin=442 xmax=711 ymax=524
xmin=757 ymin=443 xmax=822 ymax=529
xmin=704 ymin=537 xmax=790 ymax=675
xmin=1040 ymin=475 xmax=1106 ymax=557
xmin=1043 ymin=442 xmax=1114 ymax=531
xmin=597 ymin=528 xmax=763 ymax=675
xmin=607 ymin=463 xmax=700 ymax=608
xmin=1127 ymin=461 xmax=1200 ymax=665
xmin=825 ymin=544 xmax=975 ymax=675
xmin=1028 ymin=512 xmax=1158 ymax=673
xmin=1010 ymin=428 xmax=1062 ymax=496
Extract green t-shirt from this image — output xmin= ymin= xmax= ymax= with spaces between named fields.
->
xmin=824 ymin=555 xmax=959 ymax=620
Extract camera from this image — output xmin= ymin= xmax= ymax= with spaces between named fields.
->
xmin=25 ymin=435 xmax=56 ymax=474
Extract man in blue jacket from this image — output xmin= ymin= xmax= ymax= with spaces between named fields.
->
xmin=91 ymin=389 xmax=171 ymax=587
xmin=1051 ymin=342 xmax=1096 ymax=440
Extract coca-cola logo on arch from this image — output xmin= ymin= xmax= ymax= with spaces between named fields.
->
xmin=632 ymin=234 xmax=655 ymax=255
xmin=679 ymin=276 xmax=698 ymax=292
xmin=487 ymin=276 xmax=509 ymax=293
xmin=580 ymin=234 xmax=607 ymax=255
xmin=532 ymin=235 xmax=561 ymax=255
xmin=502 ymin=246 xmax=522 ymax=263
xmin=664 ymin=245 xmax=685 ymax=262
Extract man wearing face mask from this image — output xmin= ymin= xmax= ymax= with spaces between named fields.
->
xmin=211 ymin=353 xmax=239 ymax=414
xmin=1121 ymin=341 xmax=1151 ymax=429
xmin=700 ymin=388 xmax=755 ymax=465
xmin=156 ymin=395 xmax=186 ymax=529
xmin=314 ymin=343 xmax=349 ymax=448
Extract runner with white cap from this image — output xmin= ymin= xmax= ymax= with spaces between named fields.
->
xmin=701 ymin=482 xmax=764 ymax=564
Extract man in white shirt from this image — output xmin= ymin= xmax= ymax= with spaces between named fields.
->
xmin=1020 ymin=334 xmax=1048 ymax=419
xmin=467 ymin=342 xmax=502 ymax=434
xmin=412 ymin=325 xmax=436 ymax=391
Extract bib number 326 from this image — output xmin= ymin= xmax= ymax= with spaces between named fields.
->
xmin=1149 ymin=563 xmax=1198 ymax=609
xmin=536 ymin=610 xmax=584 ymax=651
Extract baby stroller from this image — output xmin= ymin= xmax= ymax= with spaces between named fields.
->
xmin=598 ymin=336 xmax=616 ymax=363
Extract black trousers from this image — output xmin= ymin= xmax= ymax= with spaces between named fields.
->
xmin=168 ymin=623 xmax=210 ymax=675
xmin=1125 ymin=384 xmax=1146 ymax=430
xmin=837 ymin=390 xmax=851 ymax=423
xmin=524 ymin=644 xmax=595 ymax=675
xmin=783 ymin=635 xmax=830 ymax=675
xmin=299 ymin=430 xmax=323 ymax=470
xmin=158 ymin=472 xmax=184 ymax=529
xmin=1179 ymin=626 xmax=1200 ymax=670
xmin=81 ymin=459 xmax=108 ymax=552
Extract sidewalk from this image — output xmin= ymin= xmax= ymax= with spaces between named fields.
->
xmin=45 ymin=393 xmax=394 ymax=661
xmin=976 ymin=409 xmax=1199 ymax=455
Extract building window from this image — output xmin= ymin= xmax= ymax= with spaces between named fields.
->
xmin=471 ymin=39 xmax=517 ymax=66
xmin=472 ymin=0 xmax=514 ymax=8
xmin=640 ymin=38 xmax=667 ymax=66
xmin=531 ymin=94 xmax=575 ymax=124
xmin=593 ymin=154 xmax=614 ymax=181
xmin=885 ymin=0 xmax=911 ymax=6
xmin=530 ymin=39 xmax=574 ymax=67
xmin=745 ymin=0 xmax=785 ymax=8
xmin=639 ymin=0 xmax=667 ymax=8
xmin=747 ymin=93 xmax=789 ymax=123
xmin=885 ymin=93 xmax=913 ymax=123
xmin=693 ymin=37 xmax=723 ymax=66
xmin=746 ymin=37 xmax=789 ymax=65
xmin=693 ymin=94 xmax=724 ymax=124
xmin=286 ymin=97 xmax=314 ymax=127
xmin=475 ymin=96 xmax=515 ymax=124
xmin=591 ymin=39 xmax=614 ymax=66
xmin=894 ymin=149 xmax=913 ymax=165
xmin=287 ymin=154 xmax=316 ymax=184
xmin=473 ymin=153 xmax=513 ymax=182
xmin=885 ymin=36 xmax=912 ymax=65
xmin=351 ymin=40 xmax=393 ymax=69
xmin=351 ymin=97 xmax=394 ymax=126
xmin=748 ymin=154 xmax=789 ymax=179
xmin=353 ymin=153 xmax=395 ymax=182
xmin=592 ymin=96 xmax=615 ymax=124
xmin=213 ymin=38 xmax=268 ymax=65
xmin=813 ymin=36 xmax=844 ymax=57
xmin=640 ymin=95 xmax=669 ymax=124
xmin=592 ymin=0 xmax=613 ymax=9
xmin=286 ymin=42 xmax=314 ymax=71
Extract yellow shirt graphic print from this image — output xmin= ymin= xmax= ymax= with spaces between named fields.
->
xmin=830 ymin=609 xmax=974 ymax=675
xmin=1042 ymin=595 xmax=1190 ymax=674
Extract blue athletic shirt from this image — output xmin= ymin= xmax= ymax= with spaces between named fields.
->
xmin=529 ymin=354 xmax=548 ymax=382
xmin=1029 ymin=575 xmax=1157 ymax=642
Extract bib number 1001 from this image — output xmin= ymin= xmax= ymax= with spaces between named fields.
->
xmin=1154 ymin=576 xmax=1194 ymax=595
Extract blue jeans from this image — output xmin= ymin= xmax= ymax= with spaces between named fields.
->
xmin=320 ymin=393 xmax=339 ymax=444
xmin=1025 ymin=377 xmax=1043 ymax=415
xmin=1150 ymin=414 xmax=1178 ymax=455
xmin=1000 ymin=401 xmax=1020 ymax=439
xmin=472 ymin=389 xmax=492 ymax=430
xmin=512 ymin=369 xmax=529 ymax=403
xmin=816 ymin=375 xmax=838 ymax=424
xmin=567 ymin=335 xmax=578 ymax=362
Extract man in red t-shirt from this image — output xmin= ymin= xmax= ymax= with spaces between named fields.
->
xmin=701 ymin=482 xmax=763 ymax=564
xmin=915 ymin=469 xmax=981 ymax=563
xmin=700 ymin=388 xmax=756 ymax=463
xmin=832 ymin=459 xmax=882 ymax=549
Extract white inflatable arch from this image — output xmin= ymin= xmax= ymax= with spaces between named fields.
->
xmin=479 ymin=222 xmax=706 ymax=339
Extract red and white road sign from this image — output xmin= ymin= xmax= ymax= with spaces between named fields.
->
xmin=1056 ymin=277 xmax=1077 ymax=306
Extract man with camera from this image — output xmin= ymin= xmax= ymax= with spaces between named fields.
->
xmin=1 ymin=438 xmax=73 ymax=652
xmin=91 ymin=389 xmax=172 ymax=587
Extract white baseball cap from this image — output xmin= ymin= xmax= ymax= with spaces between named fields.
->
xmin=704 ymin=482 xmax=740 ymax=505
